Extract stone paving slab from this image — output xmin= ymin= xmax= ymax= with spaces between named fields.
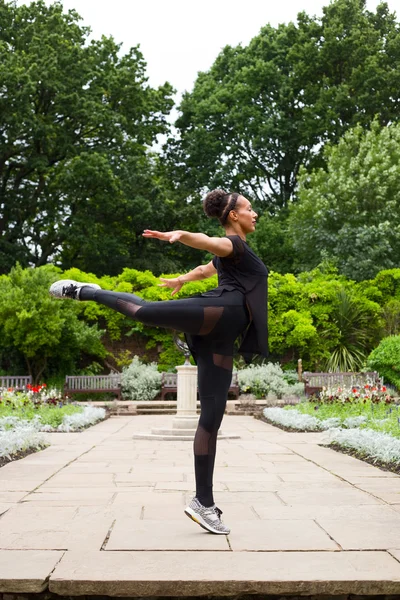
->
xmin=106 ymin=519 xmax=230 ymax=550
xmin=227 ymin=519 xmax=339 ymax=551
xmin=252 ymin=503 xmax=400 ymax=520
xmin=0 ymin=479 xmax=44 ymax=491
xmin=277 ymin=487 xmax=384 ymax=505
xmin=0 ymin=491 xmax=26 ymax=503
xmin=0 ymin=550 xmax=64 ymax=592
xmin=317 ymin=517 xmax=400 ymax=549
xmin=22 ymin=490 xmax=116 ymax=505
xmin=0 ymin=510 xmax=112 ymax=550
xmin=49 ymin=550 xmax=400 ymax=596
xmin=1 ymin=414 xmax=400 ymax=596
xmin=389 ymin=549 xmax=400 ymax=562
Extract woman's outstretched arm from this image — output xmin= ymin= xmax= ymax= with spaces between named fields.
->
xmin=142 ymin=229 xmax=233 ymax=257
xmin=159 ymin=261 xmax=217 ymax=296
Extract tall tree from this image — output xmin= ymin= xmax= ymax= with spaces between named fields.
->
xmin=0 ymin=0 xmax=174 ymax=275
xmin=289 ymin=121 xmax=400 ymax=281
xmin=166 ymin=0 xmax=400 ymax=215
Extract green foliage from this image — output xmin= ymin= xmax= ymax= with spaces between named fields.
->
xmin=248 ymin=215 xmax=296 ymax=274
xmin=121 ymin=356 xmax=161 ymax=401
xmin=0 ymin=264 xmax=106 ymax=382
xmin=0 ymin=263 xmax=398 ymax=378
xmin=0 ymin=0 xmax=174 ymax=275
xmin=168 ymin=0 xmax=400 ymax=215
xmin=238 ymin=362 xmax=304 ymax=399
xmin=324 ymin=289 xmax=375 ymax=371
xmin=293 ymin=401 xmax=400 ymax=440
xmin=0 ymin=403 xmax=82 ymax=429
xmin=268 ymin=267 xmax=382 ymax=370
xmin=366 ymin=336 xmax=400 ymax=391
xmin=290 ymin=122 xmax=400 ymax=280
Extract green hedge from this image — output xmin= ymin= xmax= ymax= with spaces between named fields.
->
xmin=1 ymin=264 xmax=399 ymax=381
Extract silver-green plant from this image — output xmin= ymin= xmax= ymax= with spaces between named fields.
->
xmin=121 ymin=355 xmax=162 ymax=401
xmin=238 ymin=362 xmax=304 ymax=399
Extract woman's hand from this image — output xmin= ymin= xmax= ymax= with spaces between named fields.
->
xmin=158 ymin=276 xmax=184 ymax=296
xmin=142 ymin=229 xmax=183 ymax=243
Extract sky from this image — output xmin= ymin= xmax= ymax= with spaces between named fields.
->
xmin=17 ymin=0 xmax=400 ymax=97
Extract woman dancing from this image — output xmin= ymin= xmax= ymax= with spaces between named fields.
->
xmin=50 ymin=189 xmax=268 ymax=535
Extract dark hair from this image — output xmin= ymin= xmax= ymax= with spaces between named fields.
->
xmin=203 ymin=189 xmax=240 ymax=225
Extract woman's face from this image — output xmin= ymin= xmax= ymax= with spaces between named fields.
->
xmin=231 ymin=196 xmax=258 ymax=233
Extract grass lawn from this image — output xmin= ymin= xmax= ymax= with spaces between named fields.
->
xmin=290 ymin=400 xmax=400 ymax=438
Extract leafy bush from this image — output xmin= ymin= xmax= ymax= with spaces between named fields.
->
xmin=238 ymin=362 xmax=304 ymax=399
xmin=366 ymin=336 xmax=400 ymax=391
xmin=0 ymin=264 xmax=106 ymax=382
xmin=121 ymin=356 xmax=162 ymax=401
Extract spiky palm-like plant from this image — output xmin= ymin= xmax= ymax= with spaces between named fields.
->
xmin=324 ymin=288 xmax=370 ymax=372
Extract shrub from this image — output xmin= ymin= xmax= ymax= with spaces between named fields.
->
xmin=366 ymin=336 xmax=400 ymax=391
xmin=121 ymin=356 xmax=162 ymax=401
xmin=238 ymin=362 xmax=304 ymax=399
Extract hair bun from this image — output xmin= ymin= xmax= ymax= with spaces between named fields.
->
xmin=203 ymin=188 xmax=228 ymax=219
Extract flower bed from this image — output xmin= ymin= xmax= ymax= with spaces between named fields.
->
xmin=0 ymin=384 xmax=106 ymax=466
xmin=262 ymin=384 xmax=400 ymax=470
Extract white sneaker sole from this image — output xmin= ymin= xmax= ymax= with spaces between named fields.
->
xmin=184 ymin=506 xmax=230 ymax=535
xmin=49 ymin=280 xmax=100 ymax=299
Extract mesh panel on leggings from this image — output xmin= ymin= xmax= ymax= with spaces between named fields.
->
xmin=193 ymin=424 xmax=218 ymax=456
xmin=116 ymin=299 xmax=143 ymax=318
xmin=212 ymin=353 xmax=233 ymax=371
xmin=198 ymin=306 xmax=224 ymax=336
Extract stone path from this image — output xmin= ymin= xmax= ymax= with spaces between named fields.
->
xmin=1 ymin=415 xmax=400 ymax=596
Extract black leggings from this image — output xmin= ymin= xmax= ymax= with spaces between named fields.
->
xmin=80 ymin=287 xmax=249 ymax=507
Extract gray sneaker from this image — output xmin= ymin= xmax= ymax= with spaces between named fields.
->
xmin=49 ymin=280 xmax=101 ymax=300
xmin=185 ymin=497 xmax=230 ymax=535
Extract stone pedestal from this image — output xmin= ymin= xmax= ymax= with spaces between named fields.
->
xmin=171 ymin=364 xmax=199 ymax=430
xmin=132 ymin=364 xmax=240 ymax=441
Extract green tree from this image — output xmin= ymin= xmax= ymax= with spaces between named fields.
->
xmin=289 ymin=121 xmax=400 ymax=280
xmin=366 ymin=336 xmax=400 ymax=390
xmin=0 ymin=264 xmax=106 ymax=382
xmin=0 ymin=0 xmax=174 ymax=275
xmin=167 ymin=0 xmax=400 ymax=215
xmin=248 ymin=215 xmax=296 ymax=274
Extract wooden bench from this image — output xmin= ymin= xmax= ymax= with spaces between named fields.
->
xmin=302 ymin=371 xmax=382 ymax=397
xmin=0 ymin=375 xmax=32 ymax=390
xmin=160 ymin=371 xmax=240 ymax=400
xmin=64 ymin=375 xmax=122 ymax=399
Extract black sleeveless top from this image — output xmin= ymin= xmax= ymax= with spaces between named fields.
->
xmin=211 ymin=235 xmax=268 ymax=361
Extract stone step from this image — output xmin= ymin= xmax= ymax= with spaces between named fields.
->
xmin=4 ymin=549 xmax=400 ymax=596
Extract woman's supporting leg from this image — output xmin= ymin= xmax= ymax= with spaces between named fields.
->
xmin=191 ymin=337 xmax=235 ymax=507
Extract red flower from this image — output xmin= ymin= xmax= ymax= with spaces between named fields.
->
xmin=382 ymin=386 xmax=387 ymax=392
